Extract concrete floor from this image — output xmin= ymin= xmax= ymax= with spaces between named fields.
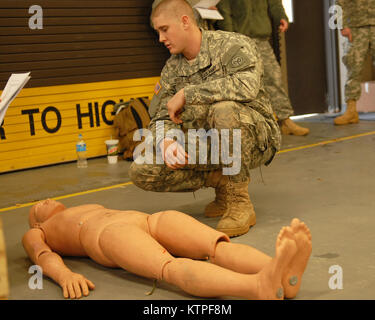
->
xmin=1 ymin=114 xmax=375 ymax=300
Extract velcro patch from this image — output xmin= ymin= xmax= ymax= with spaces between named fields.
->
xmin=154 ymin=81 xmax=162 ymax=95
xmin=223 ymin=44 xmax=252 ymax=74
xmin=227 ymin=51 xmax=251 ymax=73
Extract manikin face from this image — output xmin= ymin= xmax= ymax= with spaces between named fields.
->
xmin=152 ymin=12 xmax=187 ymax=55
xmin=29 ymin=199 xmax=66 ymax=228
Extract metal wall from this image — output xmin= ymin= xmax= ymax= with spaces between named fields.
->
xmin=0 ymin=0 xmax=169 ymax=173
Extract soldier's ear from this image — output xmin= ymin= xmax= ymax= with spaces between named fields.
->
xmin=181 ymin=15 xmax=190 ymax=29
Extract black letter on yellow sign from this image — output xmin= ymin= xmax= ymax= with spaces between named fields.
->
xmin=41 ymin=106 xmax=62 ymax=133
xmin=0 ymin=120 xmax=5 ymax=140
xmin=76 ymin=100 xmax=117 ymax=129
xmin=22 ymin=108 xmax=39 ymax=136
xmin=102 ymin=100 xmax=116 ymax=126
xmin=76 ymin=103 xmax=94 ymax=129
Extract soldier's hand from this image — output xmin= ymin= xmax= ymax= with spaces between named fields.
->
xmin=341 ymin=28 xmax=352 ymax=42
xmin=167 ymin=89 xmax=186 ymax=124
xmin=279 ymin=19 xmax=289 ymax=33
xmin=161 ymin=138 xmax=189 ymax=170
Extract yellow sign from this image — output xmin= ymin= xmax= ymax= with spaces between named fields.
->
xmin=0 ymin=77 xmax=159 ymax=173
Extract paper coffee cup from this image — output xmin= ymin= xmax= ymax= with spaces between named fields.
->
xmin=107 ymin=155 xmax=118 ymax=164
xmin=105 ymin=139 xmax=119 ymax=164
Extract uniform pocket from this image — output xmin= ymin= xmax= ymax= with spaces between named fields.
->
xmin=238 ymin=108 xmax=270 ymax=152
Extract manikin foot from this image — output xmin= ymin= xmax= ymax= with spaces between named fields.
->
xmin=282 ymin=218 xmax=312 ymax=299
xmin=255 ymin=226 xmax=297 ymax=300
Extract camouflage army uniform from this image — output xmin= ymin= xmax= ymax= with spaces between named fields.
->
xmin=337 ymin=0 xmax=375 ymax=102
xmin=149 ymin=0 xmax=214 ymax=117
xmin=216 ymin=0 xmax=294 ymax=121
xmin=129 ymin=30 xmax=281 ymax=192
xmin=254 ymin=39 xmax=293 ymax=120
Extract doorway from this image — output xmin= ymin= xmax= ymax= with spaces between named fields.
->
xmin=284 ymin=0 xmax=328 ymax=115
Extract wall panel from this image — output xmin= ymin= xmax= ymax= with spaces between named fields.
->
xmin=0 ymin=1 xmax=169 ymax=172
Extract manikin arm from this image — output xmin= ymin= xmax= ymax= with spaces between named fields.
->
xmin=22 ymin=228 xmax=95 ymax=299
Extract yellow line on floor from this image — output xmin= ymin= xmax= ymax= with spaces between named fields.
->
xmin=0 ymin=182 xmax=133 ymax=213
xmin=277 ymin=130 xmax=375 ymax=154
xmin=1 ymin=130 xmax=375 ymax=213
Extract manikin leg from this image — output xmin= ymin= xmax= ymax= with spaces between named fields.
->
xmin=211 ymin=220 xmax=312 ymax=298
xmin=148 ymin=211 xmax=311 ymax=299
xmin=162 ymin=226 xmax=295 ymax=300
xmin=98 ymin=216 xmax=297 ymax=299
xmin=211 ymin=241 xmax=272 ymax=274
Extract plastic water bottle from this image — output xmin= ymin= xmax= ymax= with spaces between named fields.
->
xmin=76 ymin=134 xmax=88 ymax=168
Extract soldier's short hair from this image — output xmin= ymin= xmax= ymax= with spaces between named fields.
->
xmin=151 ymin=0 xmax=197 ymax=26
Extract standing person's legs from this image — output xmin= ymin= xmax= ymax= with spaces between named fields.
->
xmin=256 ymin=39 xmax=293 ymax=121
xmin=343 ymin=27 xmax=370 ymax=102
xmin=335 ymin=27 xmax=370 ymax=125
xmin=255 ymin=39 xmax=309 ymax=136
xmin=371 ymin=26 xmax=375 ymax=66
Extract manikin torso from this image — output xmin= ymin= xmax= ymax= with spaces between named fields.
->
xmin=38 ymin=204 xmax=148 ymax=259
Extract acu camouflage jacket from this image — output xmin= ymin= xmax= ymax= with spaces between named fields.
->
xmin=149 ymin=29 xmax=281 ymax=153
xmin=337 ymin=0 xmax=375 ymax=28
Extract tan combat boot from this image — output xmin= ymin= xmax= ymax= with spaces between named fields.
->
xmin=204 ymin=170 xmax=229 ymax=218
xmin=216 ymin=179 xmax=256 ymax=237
xmin=280 ymin=118 xmax=310 ymax=136
xmin=334 ymin=100 xmax=359 ymax=125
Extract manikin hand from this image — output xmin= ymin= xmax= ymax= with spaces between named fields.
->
xmin=279 ymin=19 xmax=289 ymax=33
xmin=341 ymin=28 xmax=352 ymax=42
xmin=160 ymin=138 xmax=189 ymax=170
xmin=57 ymin=270 xmax=95 ymax=299
xmin=167 ymin=89 xmax=186 ymax=124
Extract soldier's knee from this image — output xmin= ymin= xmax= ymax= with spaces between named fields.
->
xmin=211 ymin=101 xmax=237 ymax=115
xmin=129 ymin=162 xmax=163 ymax=191
xmin=209 ymin=101 xmax=239 ymax=128
xmin=128 ymin=161 xmax=142 ymax=185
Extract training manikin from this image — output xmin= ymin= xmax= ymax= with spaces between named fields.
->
xmin=23 ymin=199 xmax=312 ymax=299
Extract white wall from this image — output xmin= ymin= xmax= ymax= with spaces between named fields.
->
xmin=282 ymin=0 xmax=294 ymax=23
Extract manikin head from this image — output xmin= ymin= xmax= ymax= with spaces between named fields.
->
xmin=29 ymin=199 xmax=66 ymax=228
xmin=151 ymin=0 xmax=201 ymax=59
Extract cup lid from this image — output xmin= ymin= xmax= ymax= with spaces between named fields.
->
xmin=105 ymin=139 xmax=119 ymax=144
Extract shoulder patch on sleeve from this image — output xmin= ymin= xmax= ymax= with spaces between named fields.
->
xmin=222 ymin=44 xmax=253 ymax=74
xmin=154 ymin=81 xmax=162 ymax=95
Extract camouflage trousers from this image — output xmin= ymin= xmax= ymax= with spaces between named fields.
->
xmin=254 ymin=39 xmax=294 ymax=121
xmin=129 ymin=101 xmax=277 ymax=192
xmin=343 ymin=26 xmax=375 ymax=102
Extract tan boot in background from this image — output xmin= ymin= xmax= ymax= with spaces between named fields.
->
xmin=216 ymin=179 xmax=256 ymax=237
xmin=280 ymin=118 xmax=310 ymax=136
xmin=334 ymin=100 xmax=359 ymax=125
xmin=204 ymin=170 xmax=229 ymax=218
